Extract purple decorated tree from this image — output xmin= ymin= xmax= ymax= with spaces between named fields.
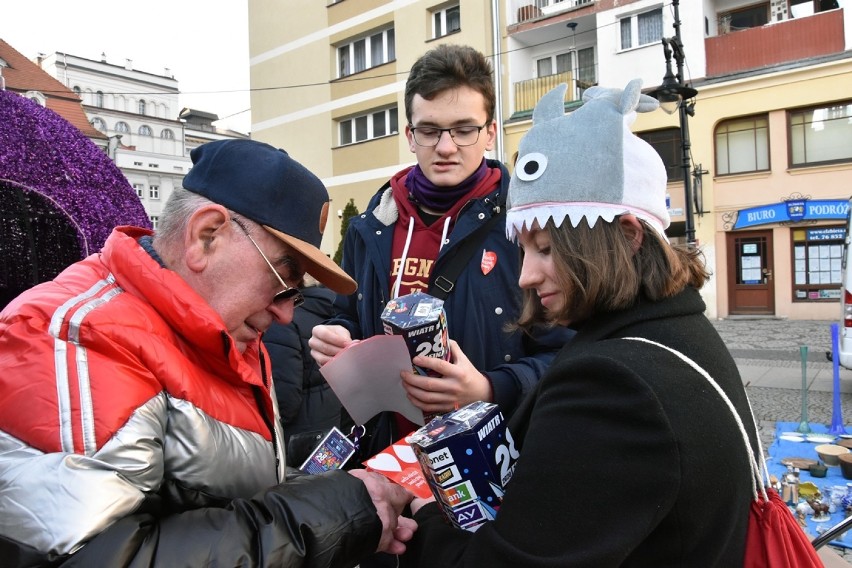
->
xmin=0 ymin=90 xmax=150 ymax=309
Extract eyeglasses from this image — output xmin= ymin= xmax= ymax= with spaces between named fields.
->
xmin=231 ymin=217 xmax=304 ymax=308
xmin=409 ymin=124 xmax=488 ymax=147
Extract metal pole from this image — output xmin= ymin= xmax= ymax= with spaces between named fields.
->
xmin=491 ymin=0 xmax=504 ymax=164
xmin=671 ymin=0 xmax=695 ymax=245
xmin=679 ymin=97 xmax=695 ymax=245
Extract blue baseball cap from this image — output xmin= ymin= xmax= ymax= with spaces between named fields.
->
xmin=183 ymin=139 xmax=356 ymax=295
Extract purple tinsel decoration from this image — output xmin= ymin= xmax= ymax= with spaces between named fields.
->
xmin=0 ymin=90 xmax=150 ymax=295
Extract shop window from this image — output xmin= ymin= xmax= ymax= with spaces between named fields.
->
xmin=715 ymin=115 xmax=769 ymax=175
xmin=789 ymin=102 xmax=852 ymax=167
xmin=792 ymin=226 xmax=844 ymax=301
xmin=638 ymin=128 xmax=683 ymax=182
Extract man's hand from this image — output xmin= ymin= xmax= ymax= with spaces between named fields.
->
xmin=309 ymin=324 xmax=356 ymax=367
xmin=348 ymin=469 xmax=417 ymax=554
xmin=401 ymin=340 xmax=494 ymax=414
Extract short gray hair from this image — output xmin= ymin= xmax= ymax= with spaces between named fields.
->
xmin=154 ymin=187 xmax=216 ymax=245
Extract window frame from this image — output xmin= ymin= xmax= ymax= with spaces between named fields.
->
xmin=618 ymin=7 xmax=663 ymax=51
xmin=138 ymin=125 xmax=153 ymax=136
xmin=161 ymin=129 xmax=175 ymax=140
xmin=133 ymin=183 xmax=145 ymax=199
xmin=432 ymin=5 xmax=461 ymax=39
xmin=115 ymin=121 xmax=130 ymax=134
xmin=714 ymin=114 xmax=770 ymax=176
xmin=788 ymin=101 xmax=852 ymax=168
xmin=149 ymin=185 xmax=160 ymax=200
xmin=338 ymin=106 xmax=399 ymax=146
xmin=337 ymin=27 xmax=395 ymax=78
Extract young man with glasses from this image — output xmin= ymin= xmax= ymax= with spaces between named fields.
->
xmin=310 ymin=45 xmax=571 ymax=511
xmin=0 ymin=139 xmax=416 ymax=566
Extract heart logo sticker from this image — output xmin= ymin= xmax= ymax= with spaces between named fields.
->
xmin=392 ymin=444 xmax=417 ymax=463
xmin=366 ymin=453 xmax=402 ymax=472
xmin=481 ymin=250 xmax=496 ymax=275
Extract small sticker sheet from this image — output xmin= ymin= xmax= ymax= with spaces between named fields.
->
xmin=299 ymin=427 xmax=357 ymax=474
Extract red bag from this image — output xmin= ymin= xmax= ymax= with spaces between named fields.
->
xmin=743 ymin=486 xmax=823 ymax=568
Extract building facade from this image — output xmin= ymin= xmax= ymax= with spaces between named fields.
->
xmin=248 ymin=0 xmax=852 ymax=320
xmin=38 ymin=52 xmax=248 ymax=229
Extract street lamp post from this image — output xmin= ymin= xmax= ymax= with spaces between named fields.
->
xmin=648 ymin=0 xmax=698 ymax=246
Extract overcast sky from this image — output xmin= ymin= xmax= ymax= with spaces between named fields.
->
xmin=2 ymin=0 xmax=252 ymax=133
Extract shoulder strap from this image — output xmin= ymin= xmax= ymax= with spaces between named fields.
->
xmin=622 ymin=337 xmax=768 ymax=501
xmin=429 ymin=206 xmax=504 ymax=300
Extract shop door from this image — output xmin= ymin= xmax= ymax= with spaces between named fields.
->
xmin=727 ymin=230 xmax=775 ymax=315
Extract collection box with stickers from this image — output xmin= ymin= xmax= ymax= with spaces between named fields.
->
xmin=380 ymin=290 xmax=450 ymax=376
xmin=408 ymin=401 xmax=519 ymax=532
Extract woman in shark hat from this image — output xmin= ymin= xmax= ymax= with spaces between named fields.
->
xmin=403 ymin=80 xmax=761 ymax=566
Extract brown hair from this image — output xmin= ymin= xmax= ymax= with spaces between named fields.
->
xmin=404 ymin=44 xmax=495 ymax=124
xmin=516 ymin=218 xmax=709 ymax=331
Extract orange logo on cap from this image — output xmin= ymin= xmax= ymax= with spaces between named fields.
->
xmin=319 ymin=202 xmax=329 ymax=235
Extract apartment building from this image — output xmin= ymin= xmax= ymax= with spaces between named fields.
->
xmin=248 ymin=0 xmax=852 ymax=320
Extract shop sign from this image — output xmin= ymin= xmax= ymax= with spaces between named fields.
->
xmin=807 ymin=228 xmax=846 ymax=241
xmin=733 ymin=199 xmax=849 ymax=229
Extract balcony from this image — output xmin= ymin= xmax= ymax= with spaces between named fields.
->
xmin=512 ymin=0 xmax=593 ymax=25
xmin=705 ymin=8 xmax=845 ymax=77
xmin=514 ymin=72 xmax=588 ymax=115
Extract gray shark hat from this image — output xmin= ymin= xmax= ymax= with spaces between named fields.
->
xmin=507 ymin=78 xmax=669 ymax=241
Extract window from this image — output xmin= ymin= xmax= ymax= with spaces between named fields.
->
xmin=792 ymin=226 xmax=845 ymax=301
xmin=536 ymin=52 xmax=571 ymax=77
xmin=73 ymin=86 xmax=81 ymax=96
xmin=91 ymin=117 xmax=107 ymax=131
xmin=138 ymin=125 xmax=153 ymax=136
xmin=339 ymin=107 xmax=399 ymax=146
xmin=576 ymin=47 xmax=596 ymax=92
xmin=96 ymin=91 xmax=105 ymax=108
xmin=149 ymin=216 xmax=160 ymax=230
xmin=715 ymin=115 xmax=769 ymax=175
xmin=789 ymin=102 xmax=852 ymax=167
xmin=115 ymin=121 xmax=130 ymax=133
xmin=134 ymin=183 xmax=145 ymax=198
xmin=718 ymin=3 xmax=768 ymax=34
xmin=638 ymin=128 xmax=683 ymax=182
xmin=433 ymin=5 xmax=460 ymax=38
xmin=338 ymin=28 xmax=395 ymax=78
xmin=161 ymin=129 xmax=175 ymax=140
xmin=620 ymin=8 xmax=663 ymax=50
xmin=138 ymin=100 xmax=147 ymax=115
xmin=149 ymin=185 xmax=160 ymax=199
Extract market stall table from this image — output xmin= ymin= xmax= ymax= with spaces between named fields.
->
xmin=767 ymin=421 xmax=852 ymax=549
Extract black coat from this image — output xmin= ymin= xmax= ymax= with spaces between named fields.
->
xmin=403 ymin=287 xmax=756 ymax=567
xmin=263 ymin=286 xmax=341 ymax=466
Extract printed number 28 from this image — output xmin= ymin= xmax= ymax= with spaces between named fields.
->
xmin=495 ymin=429 xmax=520 ymax=482
xmin=414 ymin=332 xmax=444 ymax=358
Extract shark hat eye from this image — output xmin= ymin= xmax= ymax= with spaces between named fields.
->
xmin=515 ymin=152 xmax=548 ymax=181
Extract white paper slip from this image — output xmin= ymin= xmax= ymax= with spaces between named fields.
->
xmin=320 ymin=334 xmax=425 ymax=426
